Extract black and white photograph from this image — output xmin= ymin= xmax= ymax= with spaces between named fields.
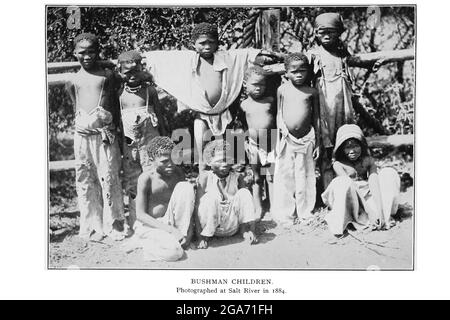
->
xmin=47 ymin=4 xmax=415 ymax=270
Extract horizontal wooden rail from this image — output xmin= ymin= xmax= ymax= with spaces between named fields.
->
xmin=264 ymin=48 xmax=415 ymax=75
xmin=46 ymin=49 xmax=415 ymax=85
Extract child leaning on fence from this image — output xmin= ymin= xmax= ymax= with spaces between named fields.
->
xmin=144 ymin=22 xmax=280 ymax=172
xmin=117 ymin=50 xmax=168 ymax=231
xmin=322 ymin=124 xmax=400 ymax=236
xmin=65 ymin=33 xmax=125 ymax=241
xmin=307 ymin=12 xmax=356 ymax=190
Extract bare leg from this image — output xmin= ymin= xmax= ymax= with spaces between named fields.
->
xmin=378 ymin=168 xmax=401 ymax=230
xmin=251 ymin=163 xmax=264 ymax=219
xmin=183 ymin=212 xmax=195 ymax=249
xmin=194 ymin=118 xmax=208 ymax=173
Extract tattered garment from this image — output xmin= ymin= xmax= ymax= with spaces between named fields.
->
xmin=322 ymin=168 xmax=400 ymax=235
xmin=198 ymin=171 xmax=258 ymax=237
xmin=74 ymin=78 xmax=124 ymax=238
xmin=120 ymin=86 xmax=160 ymax=197
xmin=134 ymin=181 xmax=195 ymax=261
xmin=308 ymin=46 xmax=355 ymax=149
xmin=144 ymin=49 xmax=260 ymax=135
xmin=272 ymin=124 xmax=316 ymax=223
xmin=245 ymin=136 xmax=275 ymax=167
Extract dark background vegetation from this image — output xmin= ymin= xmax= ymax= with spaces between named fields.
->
xmin=47 ymin=6 xmax=415 ymax=161
xmin=47 ymin=6 xmax=415 ymax=213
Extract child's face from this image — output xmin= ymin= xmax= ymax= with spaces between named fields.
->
xmin=246 ymin=74 xmax=266 ymax=99
xmin=286 ymin=61 xmax=309 ymax=87
xmin=316 ymin=28 xmax=340 ymax=48
xmin=74 ymin=40 xmax=99 ymax=70
xmin=194 ymin=34 xmax=218 ymax=59
xmin=120 ymin=59 xmax=144 ymax=86
xmin=153 ymin=152 xmax=175 ymax=176
xmin=343 ymin=138 xmax=362 ymax=161
xmin=210 ymin=153 xmax=233 ymax=178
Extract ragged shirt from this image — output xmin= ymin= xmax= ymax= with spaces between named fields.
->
xmin=120 ymin=85 xmax=159 ymax=145
xmin=307 ymin=45 xmax=355 ymax=148
xmin=144 ymin=49 xmax=260 ymax=135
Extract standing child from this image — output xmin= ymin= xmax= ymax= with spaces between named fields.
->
xmin=135 ymin=137 xmax=196 ymax=261
xmin=117 ymin=50 xmax=167 ymax=231
xmin=196 ymin=140 xmax=259 ymax=249
xmin=307 ymin=12 xmax=356 ymax=189
xmin=65 ymin=33 xmax=125 ymax=241
xmin=322 ymin=124 xmax=400 ymax=235
xmin=273 ymin=53 xmax=321 ymax=226
xmin=144 ymin=23 xmax=278 ymax=170
xmin=240 ymin=66 xmax=277 ymax=218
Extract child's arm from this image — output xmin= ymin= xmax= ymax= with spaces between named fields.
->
xmin=135 ymin=173 xmax=184 ymax=241
xmin=312 ymin=90 xmax=321 ymax=160
xmin=194 ymin=172 xmax=209 ymax=238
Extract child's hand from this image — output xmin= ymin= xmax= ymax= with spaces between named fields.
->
xmin=313 ymin=146 xmax=320 ymax=160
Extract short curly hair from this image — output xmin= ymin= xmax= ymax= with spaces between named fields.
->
xmin=146 ymin=136 xmax=175 ymax=161
xmin=191 ymin=22 xmax=219 ymax=42
xmin=284 ymin=52 xmax=310 ymax=70
xmin=203 ymin=139 xmax=233 ymax=166
xmin=73 ymin=32 xmax=99 ymax=50
xmin=244 ymin=65 xmax=267 ymax=81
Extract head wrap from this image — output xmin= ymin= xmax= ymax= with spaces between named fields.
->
xmin=118 ymin=50 xmax=142 ymax=63
xmin=333 ymin=124 xmax=366 ymax=156
xmin=314 ymin=12 xmax=345 ymax=34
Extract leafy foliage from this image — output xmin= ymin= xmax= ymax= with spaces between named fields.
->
xmin=47 ymin=6 xmax=415 ymax=161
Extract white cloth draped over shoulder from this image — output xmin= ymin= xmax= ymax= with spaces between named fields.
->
xmin=144 ymin=49 xmax=260 ymax=135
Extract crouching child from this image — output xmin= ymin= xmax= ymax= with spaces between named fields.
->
xmin=134 ymin=137 xmax=195 ymax=261
xmin=195 ymin=140 xmax=259 ymax=249
xmin=322 ymin=124 xmax=401 ymax=236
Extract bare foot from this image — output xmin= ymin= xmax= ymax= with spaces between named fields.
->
xmin=109 ymin=229 xmax=126 ymax=241
xmin=89 ymin=232 xmax=105 ymax=242
xmin=384 ymin=220 xmax=397 ymax=230
xmin=327 ymin=234 xmax=344 ymax=245
xmin=197 ymin=237 xmax=209 ymax=249
xmin=243 ymin=231 xmax=258 ymax=245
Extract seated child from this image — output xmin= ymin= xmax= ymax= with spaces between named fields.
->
xmin=196 ymin=140 xmax=259 ymax=249
xmin=322 ymin=124 xmax=400 ymax=235
xmin=117 ymin=50 xmax=167 ymax=231
xmin=135 ymin=137 xmax=195 ymax=261
xmin=241 ymin=66 xmax=277 ymax=218
xmin=65 ymin=33 xmax=125 ymax=241
xmin=272 ymin=53 xmax=321 ymax=226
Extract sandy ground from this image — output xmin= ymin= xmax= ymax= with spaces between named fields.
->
xmin=48 ymin=187 xmax=413 ymax=270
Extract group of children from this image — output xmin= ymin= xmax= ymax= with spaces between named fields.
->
xmin=63 ymin=13 xmax=401 ymax=262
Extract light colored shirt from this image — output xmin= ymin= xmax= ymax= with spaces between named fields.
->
xmin=144 ymin=49 xmax=260 ymax=135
